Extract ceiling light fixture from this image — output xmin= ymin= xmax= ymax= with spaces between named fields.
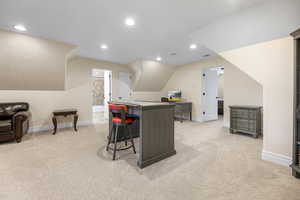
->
xmin=100 ymin=44 xmax=108 ymax=50
xmin=156 ymin=57 xmax=162 ymax=61
xmin=190 ymin=44 xmax=197 ymax=50
xmin=14 ymin=24 xmax=27 ymax=32
xmin=125 ymin=17 xmax=135 ymax=26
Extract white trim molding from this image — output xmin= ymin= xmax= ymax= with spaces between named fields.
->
xmin=262 ymin=150 xmax=292 ymax=167
xmin=28 ymin=120 xmax=93 ymax=133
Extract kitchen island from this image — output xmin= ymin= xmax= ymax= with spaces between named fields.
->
xmin=108 ymin=100 xmax=176 ymax=168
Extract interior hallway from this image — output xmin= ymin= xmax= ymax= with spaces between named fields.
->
xmin=0 ymin=120 xmax=299 ymax=200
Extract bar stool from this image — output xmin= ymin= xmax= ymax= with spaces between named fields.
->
xmin=106 ymin=104 xmax=136 ymax=160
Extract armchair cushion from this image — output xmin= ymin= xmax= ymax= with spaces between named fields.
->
xmin=0 ymin=120 xmax=12 ymax=133
xmin=0 ymin=106 xmax=15 ymax=120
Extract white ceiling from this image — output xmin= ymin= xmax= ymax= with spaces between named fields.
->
xmin=0 ymin=0 xmax=270 ymax=65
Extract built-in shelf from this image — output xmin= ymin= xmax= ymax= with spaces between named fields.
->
xmin=291 ymin=164 xmax=300 ymax=174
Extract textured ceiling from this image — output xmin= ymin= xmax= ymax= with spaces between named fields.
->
xmin=0 ymin=0 xmax=270 ymax=65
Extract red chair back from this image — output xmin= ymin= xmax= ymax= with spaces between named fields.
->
xmin=109 ymin=104 xmax=129 ymax=125
xmin=109 ymin=104 xmax=128 ymax=113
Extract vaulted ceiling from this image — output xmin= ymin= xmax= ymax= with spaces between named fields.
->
xmin=0 ymin=0 xmax=294 ymax=65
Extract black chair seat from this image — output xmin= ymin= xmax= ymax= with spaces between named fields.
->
xmin=0 ymin=120 xmax=12 ymax=133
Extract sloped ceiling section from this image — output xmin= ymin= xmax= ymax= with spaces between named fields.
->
xmin=0 ymin=29 xmax=76 ymax=90
xmin=190 ymin=0 xmax=300 ymax=53
xmin=129 ymin=60 xmax=177 ymax=91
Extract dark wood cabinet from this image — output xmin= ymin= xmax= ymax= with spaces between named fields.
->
xmin=229 ymin=106 xmax=262 ymax=138
xmin=291 ymin=28 xmax=300 ymax=178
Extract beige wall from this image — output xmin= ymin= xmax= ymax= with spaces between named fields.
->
xmin=162 ymin=57 xmax=262 ymax=122
xmin=129 ymin=60 xmax=177 ymax=92
xmin=130 ymin=91 xmax=163 ymax=101
xmin=0 ymin=29 xmax=75 ymax=90
xmin=218 ymin=74 xmax=224 ymax=98
xmin=220 ymin=37 xmax=294 ymax=158
xmin=223 ymin=65 xmax=263 ymax=127
xmin=0 ymin=56 xmax=130 ymax=129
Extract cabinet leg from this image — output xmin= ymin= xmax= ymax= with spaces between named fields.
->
xmin=52 ymin=117 xmax=57 ymax=135
xmin=74 ymin=114 xmax=78 ymax=132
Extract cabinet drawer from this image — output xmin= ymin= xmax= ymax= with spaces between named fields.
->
xmin=248 ymin=110 xmax=257 ymax=119
xmin=231 ymin=109 xmax=249 ymax=119
xmin=248 ymin=120 xmax=257 ymax=132
xmin=235 ymin=119 xmax=249 ymax=130
xmin=231 ymin=119 xmax=257 ymax=132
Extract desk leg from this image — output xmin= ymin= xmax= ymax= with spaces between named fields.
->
xmin=74 ymin=114 xmax=78 ymax=132
xmin=52 ymin=117 xmax=57 ymax=135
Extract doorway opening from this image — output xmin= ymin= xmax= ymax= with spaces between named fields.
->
xmin=92 ymin=69 xmax=112 ymax=124
xmin=202 ymin=66 xmax=224 ymax=122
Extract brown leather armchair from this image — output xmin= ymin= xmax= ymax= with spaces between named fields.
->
xmin=0 ymin=102 xmax=30 ymax=143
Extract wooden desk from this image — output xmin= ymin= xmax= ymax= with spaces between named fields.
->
xmin=52 ymin=109 xmax=78 ymax=135
xmin=108 ymin=100 xmax=176 ymax=168
xmin=172 ymin=102 xmax=192 ymax=122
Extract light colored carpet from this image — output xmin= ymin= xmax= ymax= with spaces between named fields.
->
xmin=0 ymin=120 xmax=299 ymax=200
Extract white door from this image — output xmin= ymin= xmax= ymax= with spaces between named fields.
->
xmin=202 ymin=68 xmax=218 ymax=121
xmin=118 ymin=72 xmax=131 ymax=100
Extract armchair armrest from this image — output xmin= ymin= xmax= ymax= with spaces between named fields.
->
xmin=13 ymin=111 xmax=31 ymax=142
xmin=13 ymin=111 xmax=30 ymax=122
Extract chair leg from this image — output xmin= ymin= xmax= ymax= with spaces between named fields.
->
xmin=113 ymin=125 xmax=119 ymax=160
xmin=106 ymin=126 xmax=114 ymax=151
xmin=128 ymin=126 xmax=136 ymax=154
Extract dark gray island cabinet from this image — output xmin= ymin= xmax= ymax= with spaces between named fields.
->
xmin=108 ymin=100 xmax=176 ymax=168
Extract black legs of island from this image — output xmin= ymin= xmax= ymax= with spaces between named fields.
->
xmin=108 ymin=101 xmax=176 ymax=168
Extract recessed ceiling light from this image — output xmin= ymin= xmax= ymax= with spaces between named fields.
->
xmin=125 ymin=17 xmax=135 ymax=26
xmin=14 ymin=24 xmax=27 ymax=32
xmin=100 ymin=44 xmax=108 ymax=50
xmin=190 ymin=44 xmax=197 ymax=50
xmin=156 ymin=57 xmax=162 ymax=61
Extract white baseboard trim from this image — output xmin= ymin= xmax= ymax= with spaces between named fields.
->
xmin=192 ymin=117 xmax=202 ymax=122
xmin=262 ymin=150 xmax=292 ymax=167
xmin=28 ymin=120 xmax=93 ymax=133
